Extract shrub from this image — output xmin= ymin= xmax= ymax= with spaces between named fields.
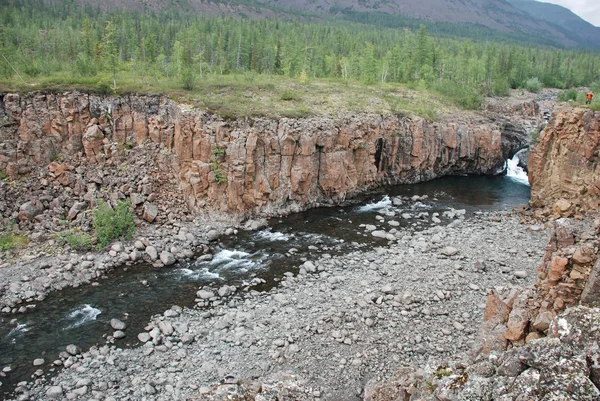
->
xmin=58 ymin=229 xmax=95 ymax=251
xmin=280 ymin=90 xmax=300 ymax=101
xmin=432 ymin=81 xmax=482 ymax=110
xmin=491 ymin=79 xmax=510 ymax=97
xmin=558 ymin=89 xmax=578 ymax=102
xmin=0 ymin=233 xmax=29 ymax=252
xmin=181 ymin=67 xmax=196 ymax=90
xmin=525 ymin=77 xmax=542 ymax=93
xmin=93 ymin=200 xmax=136 ymax=248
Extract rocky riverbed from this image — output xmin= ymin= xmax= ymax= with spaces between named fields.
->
xmin=4 ymin=209 xmax=548 ymax=401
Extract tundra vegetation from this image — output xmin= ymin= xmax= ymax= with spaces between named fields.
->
xmin=1 ymin=1 xmax=599 ymax=118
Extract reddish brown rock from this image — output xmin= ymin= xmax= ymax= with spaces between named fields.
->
xmin=1 ymin=91 xmax=537 ymax=217
xmin=529 ymin=108 xmax=600 ymax=210
xmin=82 ymin=125 xmax=105 ymax=162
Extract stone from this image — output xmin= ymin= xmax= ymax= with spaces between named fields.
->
xmin=552 ymin=199 xmax=572 ymax=216
xmin=82 ymin=125 xmax=105 ymax=161
xmin=442 ymin=247 xmax=459 ymax=256
xmin=67 ymin=201 xmax=87 ymax=220
xmin=532 ymin=311 xmax=554 ymax=332
xmin=33 ymin=358 xmax=44 ymax=366
xmin=146 ymin=246 xmax=158 ymax=260
xmin=65 ymin=344 xmax=80 ymax=355
xmin=138 ymin=332 xmax=151 ymax=343
xmin=158 ymin=321 xmax=174 ymax=336
xmin=197 ymin=290 xmax=215 ymax=299
xmin=113 ymin=330 xmax=126 ymax=339
xmin=46 ymin=386 xmax=63 ymax=399
xmin=453 ymin=322 xmax=465 ymax=331
xmin=206 ymin=230 xmax=219 ymax=241
xmin=134 ymin=240 xmax=146 ymax=250
xmin=581 ymin=259 xmax=600 ymax=307
xmin=160 ymin=251 xmax=176 ymax=266
xmin=142 ymin=202 xmax=158 ymax=223
xmin=110 ymin=318 xmax=127 ymax=330
xmin=18 ymin=200 xmax=43 ymax=221
xmin=573 ymin=247 xmax=594 ymax=265
xmin=514 ymin=270 xmax=527 ymax=279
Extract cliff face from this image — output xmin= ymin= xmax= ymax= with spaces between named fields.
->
xmin=529 ymin=108 xmax=600 ymax=210
xmin=0 ymin=92 xmax=533 ymax=218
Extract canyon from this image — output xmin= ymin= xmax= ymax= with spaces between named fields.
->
xmin=2 ymin=90 xmax=600 ymax=401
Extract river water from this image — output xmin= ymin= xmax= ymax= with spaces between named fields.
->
xmin=0 ymin=169 xmax=530 ymax=397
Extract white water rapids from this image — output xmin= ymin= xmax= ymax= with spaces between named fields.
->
xmin=506 ymin=154 xmax=529 ymax=186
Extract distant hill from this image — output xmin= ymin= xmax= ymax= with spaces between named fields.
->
xmin=507 ymin=0 xmax=600 ymax=49
xmin=256 ymin=0 xmax=596 ymax=48
xmin=35 ymin=0 xmax=600 ymax=49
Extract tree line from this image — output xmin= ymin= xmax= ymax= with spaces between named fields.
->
xmin=1 ymin=1 xmax=599 ymax=108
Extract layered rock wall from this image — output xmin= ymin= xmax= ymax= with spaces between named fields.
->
xmin=529 ymin=107 xmax=600 ymax=209
xmin=0 ymin=91 xmax=532 ymax=217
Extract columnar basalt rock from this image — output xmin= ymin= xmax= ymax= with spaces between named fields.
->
xmin=0 ymin=92 xmax=534 ymax=218
xmin=529 ymin=107 xmax=600 ymax=210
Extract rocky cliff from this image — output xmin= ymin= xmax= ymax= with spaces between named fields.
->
xmin=0 ymin=91 xmax=535 ymax=223
xmin=529 ymin=108 xmax=600 ymax=210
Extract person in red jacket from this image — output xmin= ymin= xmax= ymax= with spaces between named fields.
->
xmin=586 ymin=91 xmax=594 ymax=104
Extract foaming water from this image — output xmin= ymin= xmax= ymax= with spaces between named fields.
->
xmin=254 ymin=229 xmax=292 ymax=241
xmin=178 ymin=268 xmax=222 ymax=280
xmin=358 ymin=195 xmax=391 ymax=211
xmin=7 ymin=324 xmax=28 ymax=339
xmin=506 ymin=155 xmax=529 ymax=186
xmin=207 ymin=249 xmax=257 ymax=271
xmin=64 ymin=305 xmax=101 ymax=330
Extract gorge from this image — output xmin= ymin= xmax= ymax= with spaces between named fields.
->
xmin=1 ymin=90 xmax=599 ymax=401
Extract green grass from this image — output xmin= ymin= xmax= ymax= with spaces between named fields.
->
xmin=57 ymin=229 xmax=95 ymax=251
xmin=0 ymin=72 xmax=467 ymax=120
xmin=0 ymin=233 xmax=29 ymax=252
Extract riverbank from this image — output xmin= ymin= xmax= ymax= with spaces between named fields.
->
xmin=6 ymin=208 xmax=548 ymax=400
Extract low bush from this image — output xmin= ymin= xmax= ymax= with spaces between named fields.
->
xmin=93 ymin=200 xmax=136 ymax=248
xmin=558 ymin=89 xmax=578 ymax=102
xmin=525 ymin=77 xmax=542 ymax=93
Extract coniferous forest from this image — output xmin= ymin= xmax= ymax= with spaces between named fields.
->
xmin=1 ymin=0 xmax=600 ymax=111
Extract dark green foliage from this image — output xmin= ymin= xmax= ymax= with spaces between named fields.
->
xmin=93 ymin=200 xmax=136 ymax=248
xmin=558 ymin=89 xmax=579 ymax=102
xmin=432 ymin=81 xmax=483 ymax=110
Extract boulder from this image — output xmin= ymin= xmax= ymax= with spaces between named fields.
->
xmin=142 ymin=202 xmax=158 ymax=223
xmin=82 ymin=125 xmax=104 ymax=162
xmin=67 ymin=201 xmax=87 ymax=220
xmin=18 ymin=200 xmax=43 ymax=221
xmin=160 ymin=251 xmax=176 ymax=266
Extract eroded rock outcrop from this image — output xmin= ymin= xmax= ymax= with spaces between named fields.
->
xmin=529 ymin=108 xmax=600 ymax=210
xmin=0 ymin=91 xmax=535 ymax=219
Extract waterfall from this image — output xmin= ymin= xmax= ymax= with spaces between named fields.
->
xmin=506 ymin=154 xmax=529 ymax=186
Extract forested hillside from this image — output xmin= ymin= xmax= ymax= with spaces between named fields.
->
xmin=1 ymin=1 xmax=599 ymax=113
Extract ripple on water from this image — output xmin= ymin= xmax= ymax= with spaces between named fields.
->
xmin=357 ymin=195 xmax=391 ymax=212
xmin=254 ymin=229 xmax=293 ymax=242
xmin=63 ymin=304 xmax=102 ymax=330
